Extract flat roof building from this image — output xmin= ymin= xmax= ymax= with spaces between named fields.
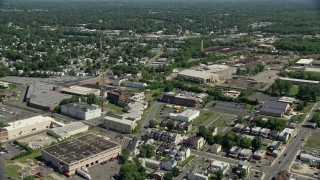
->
xmin=259 ymin=100 xmax=290 ymax=117
xmin=177 ymin=69 xmax=219 ymax=84
xmin=26 ymin=82 xmax=72 ymax=111
xmin=296 ymin=59 xmax=314 ymax=66
xmin=41 ymin=134 xmax=121 ymax=175
xmin=169 ymin=109 xmax=200 ymax=122
xmin=3 ymin=115 xmax=54 ymax=140
xmin=47 ymin=122 xmax=89 ymax=139
xmin=61 ymin=102 xmax=101 ymax=120
xmin=162 ymin=92 xmax=201 ymax=107
xmin=279 ymin=77 xmax=319 ymax=85
xmin=61 ymin=86 xmax=100 ymax=96
xmin=103 ymin=116 xmax=137 ymax=134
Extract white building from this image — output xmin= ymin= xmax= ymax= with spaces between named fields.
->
xmin=161 ymin=159 xmax=177 ymax=171
xmin=208 ymin=160 xmax=230 ymax=175
xmin=113 ymin=80 xmax=148 ymax=88
xmin=47 ymin=122 xmax=89 ymax=139
xmin=224 ymin=91 xmax=241 ymax=99
xmin=187 ymin=168 xmax=209 ymax=180
xmin=0 ymin=81 xmax=10 ymax=88
xmin=103 ymin=116 xmax=137 ymax=134
xmin=61 ymin=102 xmax=101 ymax=120
xmin=169 ymin=109 xmax=200 ymax=122
xmin=4 ymin=115 xmax=54 ymax=139
xmin=177 ymin=69 xmax=219 ymax=84
xmin=296 ymin=59 xmax=314 ymax=66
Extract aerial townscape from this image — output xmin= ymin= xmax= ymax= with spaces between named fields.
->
xmin=1 ymin=0 xmax=320 ymax=180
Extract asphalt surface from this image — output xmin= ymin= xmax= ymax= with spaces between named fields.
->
xmin=0 ymin=156 xmax=6 ymax=180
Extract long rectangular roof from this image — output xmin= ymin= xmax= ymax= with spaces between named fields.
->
xmin=178 ymin=69 xmax=214 ymax=79
xmin=5 ymin=115 xmax=53 ymax=131
xmin=42 ymin=133 xmax=119 ymax=164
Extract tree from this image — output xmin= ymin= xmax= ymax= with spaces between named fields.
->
xmin=216 ymin=170 xmax=224 ymax=180
xmin=164 ymin=173 xmax=173 ymax=180
xmin=23 ymin=176 xmax=36 ymax=180
xmin=296 ymin=104 xmax=304 ymax=111
xmin=149 ymin=120 xmax=157 ymax=128
xmin=172 ymin=167 xmax=180 ymax=177
xmin=122 ymin=148 xmax=131 ymax=162
xmin=87 ymin=93 xmax=99 ymax=105
xmin=252 ymin=136 xmax=262 ymax=151
xmin=167 ymin=121 xmax=175 ymax=131
xmin=235 ymin=116 xmax=245 ymax=124
xmin=145 ymin=144 xmax=155 ymax=158
xmin=119 ymin=162 xmax=146 ymax=180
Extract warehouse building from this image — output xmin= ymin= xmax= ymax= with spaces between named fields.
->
xmin=26 ymin=82 xmax=72 ymax=111
xmin=161 ymin=92 xmax=201 ymax=107
xmin=1 ymin=116 xmax=54 ymax=140
xmin=296 ymin=59 xmax=314 ymax=67
xmin=103 ymin=116 xmax=137 ymax=134
xmin=61 ymin=102 xmax=101 ymax=120
xmin=169 ymin=109 xmax=200 ymax=122
xmin=41 ymin=133 xmax=121 ymax=175
xmin=259 ymin=100 xmax=291 ymax=117
xmin=47 ymin=122 xmax=89 ymax=139
xmin=61 ymin=86 xmax=100 ymax=96
xmin=177 ymin=69 xmax=219 ymax=84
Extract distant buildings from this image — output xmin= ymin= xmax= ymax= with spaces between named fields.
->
xmin=161 ymin=92 xmax=202 ymax=107
xmin=61 ymin=85 xmax=100 ymax=96
xmin=169 ymin=109 xmax=200 ymax=122
xmin=177 ymin=69 xmax=219 ymax=84
xmin=47 ymin=122 xmax=89 ymax=139
xmin=224 ymin=90 xmax=241 ymax=99
xmin=107 ymin=89 xmax=132 ymax=106
xmin=41 ymin=134 xmax=121 ymax=175
xmin=61 ymin=102 xmax=101 ymax=120
xmin=112 ymin=79 xmax=147 ymax=88
xmin=296 ymin=59 xmax=314 ymax=67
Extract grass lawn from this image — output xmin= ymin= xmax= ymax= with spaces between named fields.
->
xmin=213 ymin=119 xmax=225 ymax=127
xmin=106 ymin=103 xmax=124 ymax=114
xmin=6 ymin=165 xmax=21 ymax=180
xmin=181 ymin=155 xmax=196 ymax=167
xmin=290 ymin=86 xmax=299 ymax=96
xmin=192 ymin=112 xmax=213 ymax=126
xmin=261 ymin=144 xmax=268 ymax=151
xmin=7 ymin=150 xmax=41 ymax=164
xmin=305 ymin=139 xmax=320 ymax=149
xmin=297 ymin=102 xmax=316 ymax=113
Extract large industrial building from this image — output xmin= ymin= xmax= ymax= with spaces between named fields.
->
xmin=169 ymin=109 xmax=200 ymax=122
xmin=161 ymin=92 xmax=201 ymax=107
xmin=177 ymin=69 xmax=219 ymax=84
xmin=259 ymin=101 xmax=291 ymax=117
xmin=61 ymin=86 xmax=100 ymax=96
xmin=26 ymin=82 xmax=72 ymax=111
xmin=47 ymin=122 xmax=89 ymax=139
xmin=0 ymin=116 xmax=54 ymax=140
xmin=41 ymin=134 xmax=121 ymax=175
xmin=103 ymin=115 xmax=137 ymax=134
xmin=61 ymin=102 xmax=101 ymax=120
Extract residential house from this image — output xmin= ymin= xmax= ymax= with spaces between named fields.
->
xmin=161 ymin=159 xmax=177 ymax=171
xmin=237 ymin=161 xmax=251 ymax=175
xmin=253 ymin=150 xmax=266 ymax=160
xmin=148 ymin=172 xmax=164 ymax=180
xmin=269 ymin=130 xmax=280 ymax=140
xmin=251 ymin=127 xmax=261 ymax=135
xmin=208 ymin=160 xmax=230 ymax=175
xmin=233 ymin=124 xmax=245 ymax=132
xmin=139 ymin=158 xmax=161 ymax=169
xmin=210 ymin=144 xmax=222 ymax=154
xmin=239 ymin=149 xmax=253 ymax=160
xmin=243 ymin=126 xmax=251 ymax=134
xmin=187 ymin=168 xmax=209 ymax=180
xmin=270 ymin=141 xmax=283 ymax=151
xmin=229 ymin=146 xmax=242 ymax=158
xmin=178 ymin=122 xmax=193 ymax=132
xmin=260 ymin=128 xmax=270 ymax=138
xmin=175 ymin=147 xmax=191 ymax=161
xmin=184 ymin=137 xmax=206 ymax=150
xmin=278 ymin=128 xmax=294 ymax=142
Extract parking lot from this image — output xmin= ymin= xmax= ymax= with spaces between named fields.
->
xmin=0 ymin=104 xmax=37 ymax=124
xmin=69 ymin=159 xmax=121 ymax=180
xmin=211 ymin=101 xmax=253 ymax=116
xmin=1 ymin=141 xmax=26 ymax=160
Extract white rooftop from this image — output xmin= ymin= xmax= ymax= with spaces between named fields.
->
xmin=5 ymin=115 xmax=54 ymax=131
xmin=296 ymin=59 xmax=314 ymax=65
xmin=49 ymin=122 xmax=88 ymax=135
xmin=211 ymin=160 xmax=229 ymax=168
xmin=178 ymin=109 xmax=200 ymax=117
xmin=178 ymin=69 xmax=214 ymax=79
xmin=104 ymin=116 xmax=135 ymax=126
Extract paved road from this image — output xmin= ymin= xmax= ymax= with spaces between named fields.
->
xmin=0 ymin=156 xmax=6 ymax=180
xmin=147 ymin=50 xmax=163 ymax=66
